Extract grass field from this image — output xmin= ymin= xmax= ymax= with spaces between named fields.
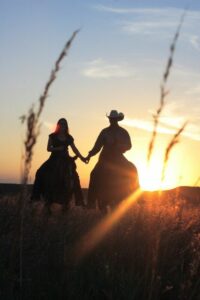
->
xmin=0 ymin=187 xmax=199 ymax=300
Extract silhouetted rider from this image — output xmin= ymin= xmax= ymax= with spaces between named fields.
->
xmin=86 ymin=110 xmax=138 ymax=211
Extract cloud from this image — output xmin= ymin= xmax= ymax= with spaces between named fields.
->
xmin=122 ymin=21 xmax=177 ymax=35
xmin=186 ymin=84 xmax=200 ymax=96
xmin=173 ymin=64 xmax=200 ymax=78
xmin=94 ymin=4 xmax=200 ymax=39
xmin=122 ymin=117 xmax=200 ymax=141
xmin=95 ymin=4 xmax=180 ymax=34
xmin=122 ymin=118 xmax=175 ymax=134
xmin=94 ymin=5 xmax=182 ymax=16
xmin=82 ymin=58 xmax=136 ymax=79
xmin=189 ymin=35 xmax=200 ymax=51
xmin=94 ymin=4 xmax=200 ymax=19
xmin=123 ymin=102 xmax=200 ymax=141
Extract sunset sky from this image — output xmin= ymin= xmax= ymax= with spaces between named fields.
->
xmin=1 ymin=0 xmax=200 ymax=190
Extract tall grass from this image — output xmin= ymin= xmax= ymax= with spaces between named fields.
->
xmin=17 ymin=30 xmax=79 ymax=299
xmin=161 ymin=122 xmax=187 ymax=183
xmin=147 ymin=9 xmax=187 ymax=167
xmin=0 ymin=192 xmax=199 ymax=299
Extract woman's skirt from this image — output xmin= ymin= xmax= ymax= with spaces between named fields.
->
xmin=31 ymin=155 xmax=82 ymax=205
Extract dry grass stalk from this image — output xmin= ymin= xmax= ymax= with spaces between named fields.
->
xmin=161 ymin=122 xmax=187 ymax=183
xmin=20 ymin=30 xmax=79 ymax=185
xmin=18 ymin=30 xmax=79 ymax=298
xmin=147 ymin=10 xmax=187 ymax=164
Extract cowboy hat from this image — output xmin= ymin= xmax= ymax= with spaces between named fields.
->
xmin=106 ymin=110 xmax=124 ymax=121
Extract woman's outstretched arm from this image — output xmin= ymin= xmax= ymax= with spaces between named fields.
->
xmin=70 ymin=142 xmax=86 ymax=163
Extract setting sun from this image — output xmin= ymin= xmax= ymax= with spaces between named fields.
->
xmin=137 ymin=157 xmax=179 ymax=191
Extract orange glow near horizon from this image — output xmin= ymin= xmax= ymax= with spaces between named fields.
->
xmin=124 ymin=143 xmax=186 ymax=191
xmin=0 ymin=125 xmax=199 ymax=190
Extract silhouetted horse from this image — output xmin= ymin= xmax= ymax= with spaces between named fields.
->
xmin=88 ymin=153 xmax=139 ymax=213
xmin=31 ymin=156 xmax=84 ymax=209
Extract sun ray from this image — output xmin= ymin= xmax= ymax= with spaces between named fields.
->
xmin=73 ymin=188 xmax=143 ymax=262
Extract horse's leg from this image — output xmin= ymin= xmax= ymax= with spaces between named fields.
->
xmin=97 ymin=185 xmax=110 ymax=215
xmin=98 ymin=198 xmax=108 ymax=215
xmin=62 ymin=186 xmax=73 ymax=212
xmin=87 ymin=167 xmax=99 ymax=209
xmin=62 ymin=199 xmax=70 ymax=212
xmin=73 ymin=171 xmax=85 ymax=207
xmin=44 ymin=201 xmax=52 ymax=216
xmin=31 ymin=169 xmax=43 ymax=201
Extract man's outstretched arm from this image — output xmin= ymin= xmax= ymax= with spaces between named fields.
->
xmin=86 ymin=130 xmax=104 ymax=161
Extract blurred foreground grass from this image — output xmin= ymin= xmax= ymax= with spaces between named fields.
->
xmin=0 ymin=190 xmax=199 ymax=300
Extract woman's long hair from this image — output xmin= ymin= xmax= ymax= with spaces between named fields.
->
xmin=54 ymin=118 xmax=69 ymax=134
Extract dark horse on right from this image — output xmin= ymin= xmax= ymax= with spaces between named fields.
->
xmin=86 ymin=110 xmax=139 ymax=213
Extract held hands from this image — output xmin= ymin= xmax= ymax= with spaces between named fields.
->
xmin=80 ymin=157 xmax=88 ymax=163
xmin=85 ymin=154 xmax=91 ymax=164
xmin=80 ymin=155 xmax=90 ymax=164
xmin=79 ymin=154 xmax=90 ymax=164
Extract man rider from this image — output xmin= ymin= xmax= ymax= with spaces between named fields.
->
xmin=86 ymin=110 xmax=136 ymax=210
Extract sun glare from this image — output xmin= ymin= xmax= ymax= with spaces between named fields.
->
xmin=138 ymin=158 xmax=177 ymax=191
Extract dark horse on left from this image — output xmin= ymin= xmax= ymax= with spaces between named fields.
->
xmin=31 ymin=118 xmax=86 ymax=211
